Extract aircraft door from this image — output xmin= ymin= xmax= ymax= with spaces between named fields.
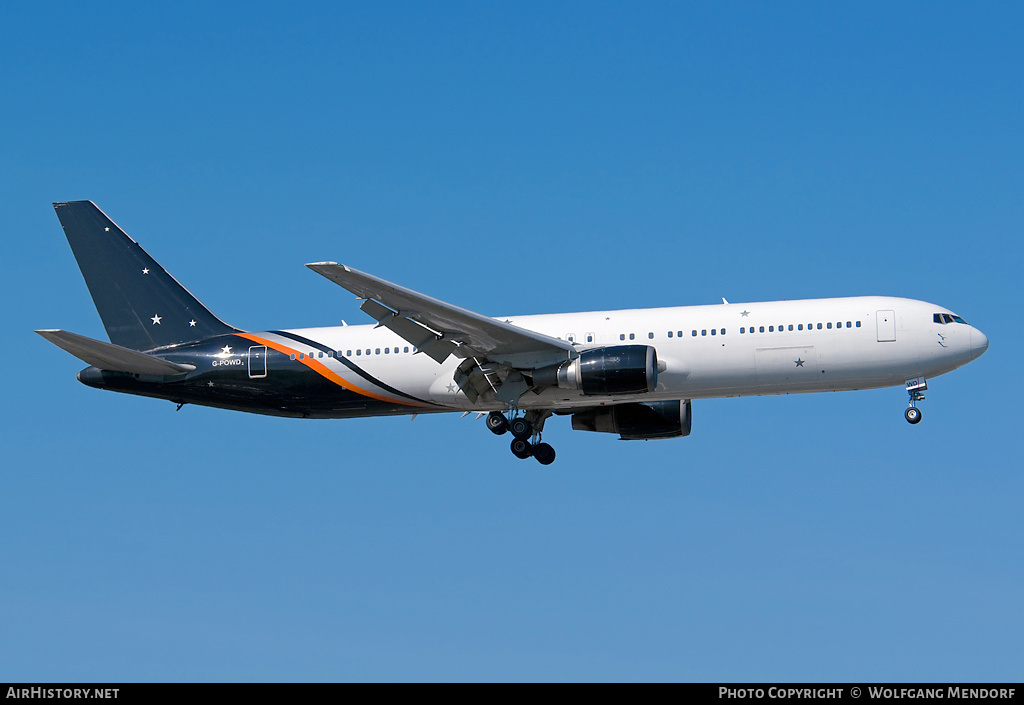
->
xmin=876 ymin=310 xmax=896 ymax=342
xmin=248 ymin=345 xmax=267 ymax=378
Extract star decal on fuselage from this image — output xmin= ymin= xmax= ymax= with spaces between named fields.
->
xmin=151 ymin=314 xmax=161 ymax=325
xmin=189 ymin=320 xmax=197 ymax=327
xmin=741 ymin=310 xmax=750 ymax=317
xmin=446 ymin=382 xmax=456 ymax=393
xmin=142 ymin=268 xmax=149 ymax=274
xmin=221 ymin=346 xmax=232 ymax=355
xmin=794 ymin=358 xmax=805 ymax=367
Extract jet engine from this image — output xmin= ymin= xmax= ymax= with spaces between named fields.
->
xmin=531 ymin=345 xmax=658 ymax=395
xmin=571 ymin=400 xmax=692 ymax=440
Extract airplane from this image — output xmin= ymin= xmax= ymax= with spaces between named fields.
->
xmin=37 ymin=201 xmax=989 ymax=465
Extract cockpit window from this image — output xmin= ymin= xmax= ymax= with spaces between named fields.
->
xmin=934 ymin=312 xmax=968 ymax=325
xmin=951 ymin=315 xmax=967 ymax=324
xmin=934 ymin=313 xmax=945 ymax=324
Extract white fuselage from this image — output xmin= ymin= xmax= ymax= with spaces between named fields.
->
xmin=261 ymin=296 xmax=988 ymax=413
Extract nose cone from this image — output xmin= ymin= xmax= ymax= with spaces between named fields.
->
xmin=970 ymin=328 xmax=989 ymax=360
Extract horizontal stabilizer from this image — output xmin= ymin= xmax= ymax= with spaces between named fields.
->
xmin=36 ymin=329 xmax=196 ymax=376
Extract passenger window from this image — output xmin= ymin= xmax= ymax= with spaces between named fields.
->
xmin=587 ymin=334 xmax=593 ymax=342
xmin=827 ymin=322 xmax=832 ymax=329
xmin=721 ymin=329 xmax=725 ymax=335
xmin=798 ymin=324 xmax=803 ymax=331
xmin=759 ymin=326 xmax=765 ymax=333
xmin=711 ymin=329 xmax=716 ymax=336
xmin=788 ymin=325 xmax=794 ymax=331
xmin=702 ymin=330 xmax=707 ymax=336
xmin=648 ymin=332 xmax=654 ymax=339
xmin=289 ymin=354 xmax=296 ymax=360
xmin=769 ymin=326 xmax=774 ymax=332
xmin=668 ymin=331 xmax=673 ymax=338
xmin=629 ymin=333 xmax=635 ymax=340
xmin=620 ymin=334 xmax=625 ymax=341
xmin=404 ymin=346 xmax=410 ymax=352
xmin=346 ymin=350 xmax=352 ymax=357
xmin=856 ymin=321 xmax=861 ymax=328
xmin=740 ymin=327 xmax=745 ymax=334
xmin=677 ymin=331 xmax=683 ymax=337
xmin=356 ymin=350 xmax=361 ymax=356
xmin=691 ymin=330 xmax=697 ymax=337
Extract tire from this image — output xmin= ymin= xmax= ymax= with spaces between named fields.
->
xmin=510 ymin=438 xmax=533 ymax=459
xmin=532 ymin=443 xmax=556 ymax=465
xmin=510 ymin=417 xmax=533 ymax=440
xmin=486 ymin=411 xmax=509 ymax=435
xmin=905 ymin=407 xmax=923 ymax=424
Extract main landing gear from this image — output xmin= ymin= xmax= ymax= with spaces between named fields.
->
xmin=905 ymin=377 xmax=927 ymax=425
xmin=486 ymin=410 xmax=556 ymax=465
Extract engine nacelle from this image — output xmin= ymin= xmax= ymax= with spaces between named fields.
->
xmin=532 ymin=345 xmax=657 ymax=396
xmin=571 ymin=400 xmax=692 ymax=440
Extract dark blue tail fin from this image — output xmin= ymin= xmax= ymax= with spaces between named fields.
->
xmin=53 ymin=201 xmax=238 ymax=351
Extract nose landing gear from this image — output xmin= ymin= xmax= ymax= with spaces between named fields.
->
xmin=486 ymin=410 xmax=557 ymax=464
xmin=905 ymin=377 xmax=927 ymax=424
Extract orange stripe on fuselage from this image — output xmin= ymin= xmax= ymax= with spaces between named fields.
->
xmin=236 ymin=332 xmax=432 ymax=408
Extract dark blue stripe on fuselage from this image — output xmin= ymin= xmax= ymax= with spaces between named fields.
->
xmin=270 ymin=329 xmax=438 ymax=406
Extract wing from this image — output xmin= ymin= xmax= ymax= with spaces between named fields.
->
xmin=306 ymin=262 xmax=574 ymax=362
xmin=306 ymin=262 xmax=576 ymax=404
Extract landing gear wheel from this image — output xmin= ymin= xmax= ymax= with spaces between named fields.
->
xmin=510 ymin=438 xmax=533 ymax=459
xmin=509 ymin=417 xmax=533 ymax=440
xmin=532 ymin=442 xmax=556 ymax=465
xmin=486 ymin=411 xmax=509 ymax=435
xmin=905 ymin=407 xmax=923 ymax=424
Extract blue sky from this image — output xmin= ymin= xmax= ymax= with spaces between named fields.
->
xmin=2 ymin=2 xmax=1021 ymax=681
